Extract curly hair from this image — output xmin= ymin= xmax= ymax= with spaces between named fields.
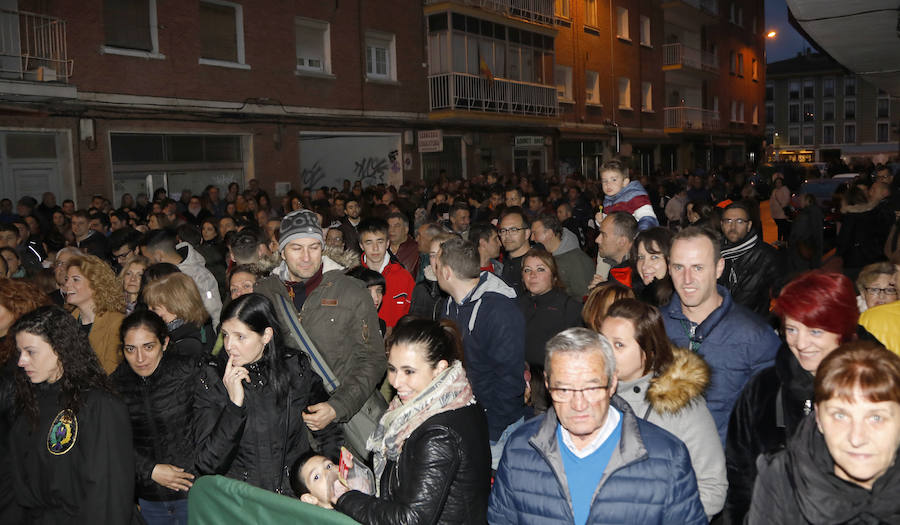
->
xmin=67 ymin=255 xmax=125 ymax=315
xmin=0 ymin=278 xmax=52 ymax=364
xmin=12 ymin=305 xmax=113 ymax=430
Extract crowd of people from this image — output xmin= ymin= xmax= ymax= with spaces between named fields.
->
xmin=0 ymin=158 xmax=899 ymax=524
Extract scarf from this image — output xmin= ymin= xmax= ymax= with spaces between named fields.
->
xmin=282 ymin=266 xmax=323 ymax=311
xmin=722 ymin=233 xmax=759 ymax=287
xmin=367 ymin=361 xmax=475 ymax=495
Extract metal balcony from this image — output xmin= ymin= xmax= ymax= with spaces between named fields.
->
xmin=664 ymin=106 xmax=720 ymax=132
xmin=662 ymin=43 xmax=718 ymax=74
xmin=424 ymin=0 xmax=555 ymax=26
xmin=429 ymin=72 xmax=558 ymax=117
xmin=0 ymin=9 xmax=72 ymax=82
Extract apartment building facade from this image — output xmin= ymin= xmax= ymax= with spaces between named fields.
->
xmin=766 ymin=52 xmax=899 ymax=165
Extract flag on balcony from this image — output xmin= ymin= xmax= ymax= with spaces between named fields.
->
xmin=478 ymin=49 xmax=494 ymax=85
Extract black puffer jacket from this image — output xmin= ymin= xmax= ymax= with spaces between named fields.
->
xmin=336 ymin=404 xmax=492 ymax=524
xmin=719 ymin=235 xmax=784 ymax=316
xmin=168 ymin=321 xmax=215 ymax=358
xmin=193 ymin=350 xmax=342 ymax=493
xmin=111 ymin=353 xmax=201 ymax=501
xmin=516 ymin=288 xmax=583 ymax=367
xmin=724 ymin=345 xmax=814 ymax=524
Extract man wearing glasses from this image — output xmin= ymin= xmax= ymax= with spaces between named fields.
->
xmin=489 ymin=327 xmax=706 ymax=524
xmin=497 ymin=207 xmax=532 ymax=293
xmin=718 ymin=201 xmax=782 ymax=316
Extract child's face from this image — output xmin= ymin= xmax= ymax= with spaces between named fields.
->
xmin=369 ymin=285 xmax=384 ymax=310
xmin=601 ymin=170 xmax=628 ymax=197
xmin=299 ymin=456 xmax=339 ymax=508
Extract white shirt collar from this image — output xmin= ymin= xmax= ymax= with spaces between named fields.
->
xmin=559 ymin=406 xmax=621 ymax=459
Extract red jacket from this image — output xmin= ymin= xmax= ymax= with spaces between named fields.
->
xmin=362 ymin=255 xmax=414 ymax=328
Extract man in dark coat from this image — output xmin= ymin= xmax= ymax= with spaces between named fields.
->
xmin=787 ymin=193 xmax=824 ymax=273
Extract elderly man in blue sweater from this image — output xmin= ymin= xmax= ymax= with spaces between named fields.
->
xmin=488 ymin=328 xmax=706 ymax=524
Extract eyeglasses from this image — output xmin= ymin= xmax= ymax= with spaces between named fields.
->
xmin=547 ymin=385 xmax=609 ymax=403
xmin=113 ymin=251 xmax=131 ymax=262
xmin=866 ymin=286 xmax=898 ymax=297
xmin=721 ymin=218 xmax=749 ymax=225
xmin=498 ymin=227 xmax=526 ymax=236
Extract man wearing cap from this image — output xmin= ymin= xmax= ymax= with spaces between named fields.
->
xmin=256 ymin=210 xmax=387 ymax=455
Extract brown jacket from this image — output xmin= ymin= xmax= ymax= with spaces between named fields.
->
xmin=72 ymin=308 xmax=125 ymax=374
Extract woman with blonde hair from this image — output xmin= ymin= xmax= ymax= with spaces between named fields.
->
xmin=118 ymin=255 xmax=150 ymax=315
xmin=856 ymin=261 xmax=898 ymax=312
xmin=142 ymin=271 xmax=213 ymax=358
xmin=65 ymin=255 xmax=126 ymax=374
xmin=581 ymin=282 xmax=635 ymax=331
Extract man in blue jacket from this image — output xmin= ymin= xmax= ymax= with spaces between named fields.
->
xmin=488 ymin=328 xmax=706 ymax=525
xmin=663 ymin=226 xmax=780 ymax=445
xmin=436 ymin=236 xmax=526 ymax=469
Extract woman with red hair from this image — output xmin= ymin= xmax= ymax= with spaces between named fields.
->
xmin=723 ymin=271 xmax=858 ymax=524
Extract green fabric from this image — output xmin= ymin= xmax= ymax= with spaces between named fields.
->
xmin=188 ymin=475 xmax=360 ymax=525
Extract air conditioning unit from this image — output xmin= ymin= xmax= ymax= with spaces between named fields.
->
xmin=24 ymin=66 xmax=57 ymax=82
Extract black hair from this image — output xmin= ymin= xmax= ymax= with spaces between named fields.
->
xmin=230 ymin=227 xmax=267 ymax=264
xmin=468 ymin=222 xmax=497 ymax=245
xmin=119 ymin=309 xmax=169 ymax=349
xmin=108 ymin=227 xmax=142 ymax=253
xmin=220 ymin=294 xmax=290 ymax=403
xmin=140 ymin=228 xmax=178 ymax=253
xmin=176 ymin=224 xmax=202 ymax=247
xmin=12 ymin=305 xmax=113 ymax=429
xmin=385 ymin=317 xmax=463 ymax=368
xmin=345 ymin=266 xmax=386 ymax=293
xmin=357 ymin=217 xmax=389 ymax=237
xmin=89 ymin=211 xmax=110 ymax=229
xmin=534 ymin=214 xmax=563 ymax=237
xmin=290 ymin=449 xmax=335 ymax=497
xmin=498 ymin=206 xmax=531 ymax=228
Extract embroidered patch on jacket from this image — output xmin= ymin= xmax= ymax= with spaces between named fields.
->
xmin=47 ymin=409 xmax=78 ymax=455
xmin=321 ymin=299 xmax=338 ymax=306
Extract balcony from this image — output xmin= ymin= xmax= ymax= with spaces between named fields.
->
xmin=429 ymin=72 xmax=558 ymax=117
xmin=662 ymin=43 xmax=718 ymax=74
xmin=424 ymin=0 xmax=555 ymax=26
xmin=661 ymin=0 xmax=718 ymax=24
xmin=0 ymin=9 xmax=72 ymax=83
xmin=664 ymin=106 xmax=720 ymax=133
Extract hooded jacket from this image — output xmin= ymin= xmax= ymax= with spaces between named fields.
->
xmin=487 ymin=397 xmax=707 ymax=524
xmin=748 ymin=413 xmax=900 ymax=524
xmin=361 ymin=252 xmax=414 ymax=329
xmin=441 ymin=272 xmax=525 ymax=441
xmin=662 ymin=285 xmax=781 ymax=444
xmin=719 ymin=232 xmax=783 ymax=316
xmin=602 ymin=180 xmax=660 ymax=231
xmin=725 ymin=344 xmax=814 ymax=524
xmin=175 ymin=241 xmax=222 ymax=327
xmin=617 ymin=348 xmax=727 ymax=517
xmin=552 ymin=228 xmax=595 ymax=300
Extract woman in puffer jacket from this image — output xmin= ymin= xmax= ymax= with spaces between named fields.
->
xmin=600 ymin=298 xmax=727 ymax=518
xmin=334 ymin=317 xmax=492 ymax=524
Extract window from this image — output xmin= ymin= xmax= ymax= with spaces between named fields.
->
xmin=752 ymin=104 xmax=759 ymax=125
xmin=713 ymin=95 xmax=719 ymax=113
xmin=802 ymin=125 xmax=814 ymax=145
xmin=729 ymin=51 xmax=736 ymax=74
xmin=877 ymin=122 xmax=890 ymax=142
xmin=789 ymin=80 xmax=800 ymax=99
xmin=737 ymin=53 xmax=743 ymax=76
xmin=751 ymin=59 xmax=758 ymax=81
xmin=789 ymin=103 xmax=800 ymax=123
xmin=616 ymin=7 xmax=629 ymax=40
xmin=618 ymin=77 xmax=631 ymax=109
xmin=729 ymin=3 xmax=736 ymax=23
xmin=295 ymin=18 xmax=330 ymax=74
xmin=844 ymin=124 xmax=856 ymax=143
xmin=585 ymin=0 xmax=599 ymax=27
xmin=737 ymin=7 xmax=743 ymax=26
xmin=823 ymin=77 xmax=835 ymax=97
xmin=365 ymin=31 xmax=396 ymax=81
xmin=823 ymin=124 xmax=834 ymax=144
xmin=877 ymin=97 xmax=890 ymax=119
xmin=803 ymin=102 xmax=814 ymax=122
xmin=738 ymin=101 xmax=745 ymax=122
xmin=555 ymin=0 xmax=569 ymax=17
xmin=803 ymin=79 xmax=814 ymax=99
xmin=731 ymin=100 xmax=738 ymax=122
xmin=555 ymin=65 xmax=573 ymax=101
xmin=844 ymin=99 xmax=855 ymax=120
xmin=789 ymin=126 xmax=800 ymax=145
xmin=766 ymin=103 xmax=774 ymax=124
xmin=585 ymin=70 xmax=600 ymax=105
xmin=102 ymin=0 xmax=161 ymax=57
xmin=844 ymin=76 xmax=856 ymax=96
xmin=640 ymin=16 xmax=651 ymax=46
xmin=823 ymin=101 xmax=834 ymax=121
xmin=199 ymin=0 xmax=246 ymax=67
xmin=752 ymin=16 xmax=757 ymax=33
xmin=641 ymin=82 xmax=652 ymax=111
xmin=766 ymin=83 xmax=773 ymax=100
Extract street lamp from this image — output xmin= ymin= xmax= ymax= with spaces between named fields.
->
xmin=767 ymin=30 xmax=777 ymax=38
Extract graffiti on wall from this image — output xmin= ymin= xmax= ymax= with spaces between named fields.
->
xmin=299 ymin=135 xmax=403 ymax=189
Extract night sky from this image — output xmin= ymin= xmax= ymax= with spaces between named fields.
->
xmin=764 ymin=0 xmax=813 ymax=63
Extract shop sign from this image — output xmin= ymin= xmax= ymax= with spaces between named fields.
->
xmin=418 ymin=130 xmax=443 ymax=152
xmin=515 ymin=136 xmax=544 ymax=147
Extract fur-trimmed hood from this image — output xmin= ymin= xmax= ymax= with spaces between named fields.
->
xmin=645 ymin=347 xmax=710 ymax=415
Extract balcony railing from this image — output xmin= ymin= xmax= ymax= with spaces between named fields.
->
xmin=664 ymin=106 xmax=720 ymax=131
xmin=662 ymin=43 xmax=718 ymax=73
xmin=0 ymin=9 xmax=72 ymax=82
xmin=424 ymin=0 xmax=555 ymax=25
xmin=429 ymin=72 xmax=558 ymax=117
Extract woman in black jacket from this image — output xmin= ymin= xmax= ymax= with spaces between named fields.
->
xmin=748 ymin=341 xmax=900 ymax=524
xmin=142 ymin=272 xmax=215 ymax=358
xmin=517 ymin=247 xmax=582 ymax=412
xmin=111 ymin=310 xmax=199 ymax=524
xmin=335 ymin=317 xmax=492 ymax=524
xmin=725 ymin=271 xmax=859 ymax=524
xmin=193 ymin=293 xmax=341 ymax=494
